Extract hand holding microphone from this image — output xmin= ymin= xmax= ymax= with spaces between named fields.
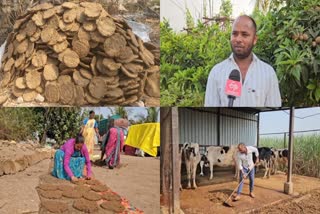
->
xmin=225 ymin=69 xmax=242 ymax=107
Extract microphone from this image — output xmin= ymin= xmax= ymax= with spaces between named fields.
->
xmin=225 ymin=69 xmax=242 ymax=107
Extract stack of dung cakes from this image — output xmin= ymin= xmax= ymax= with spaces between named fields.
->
xmin=0 ymin=1 xmax=160 ymax=106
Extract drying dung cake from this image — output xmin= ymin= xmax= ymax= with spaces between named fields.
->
xmin=0 ymin=1 xmax=160 ymax=106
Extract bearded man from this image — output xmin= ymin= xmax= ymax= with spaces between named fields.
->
xmin=205 ymin=15 xmax=281 ymax=107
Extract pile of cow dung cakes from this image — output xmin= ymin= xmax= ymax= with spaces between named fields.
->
xmin=37 ymin=175 xmax=131 ymax=213
xmin=0 ymin=1 xmax=160 ymax=106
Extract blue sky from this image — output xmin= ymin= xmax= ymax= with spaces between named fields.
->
xmin=82 ymin=107 xmax=319 ymax=130
xmin=259 ymin=107 xmax=320 ymax=136
xmin=82 ymin=107 xmax=159 ymax=122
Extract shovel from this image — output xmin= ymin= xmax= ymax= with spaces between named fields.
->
xmin=223 ymin=166 xmax=255 ymax=207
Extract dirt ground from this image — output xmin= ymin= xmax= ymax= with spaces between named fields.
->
xmin=0 ymin=153 xmax=160 ymax=213
xmin=257 ymin=189 xmax=320 ymax=214
xmin=180 ymin=172 xmax=320 ymax=214
xmin=92 ymin=155 xmax=160 ymax=214
xmin=0 ymin=159 xmax=51 ymax=213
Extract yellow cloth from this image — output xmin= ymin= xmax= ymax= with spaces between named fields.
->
xmin=125 ymin=123 xmax=160 ymax=157
xmin=82 ymin=119 xmax=96 ymax=159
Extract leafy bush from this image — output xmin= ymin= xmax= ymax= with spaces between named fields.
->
xmin=161 ymin=0 xmax=320 ymax=106
xmin=255 ymin=0 xmax=320 ymax=106
xmin=39 ymin=108 xmax=83 ymax=145
xmin=0 ymin=107 xmax=83 ymax=145
xmin=160 ymin=20 xmax=231 ymax=106
xmin=0 ymin=108 xmax=42 ymax=141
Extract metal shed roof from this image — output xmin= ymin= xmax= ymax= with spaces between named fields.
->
xmin=179 ymin=108 xmax=258 ymax=150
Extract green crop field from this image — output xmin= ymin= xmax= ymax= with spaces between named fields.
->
xmin=260 ymin=133 xmax=320 ymax=178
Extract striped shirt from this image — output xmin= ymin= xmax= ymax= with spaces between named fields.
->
xmin=237 ymin=146 xmax=259 ymax=171
xmin=205 ymin=53 xmax=281 ymax=107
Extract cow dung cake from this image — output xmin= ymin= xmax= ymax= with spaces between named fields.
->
xmin=0 ymin=1 xmax=160 ymax=106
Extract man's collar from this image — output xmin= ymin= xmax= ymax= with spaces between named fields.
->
xmin=228 ymin=53 xmax=258 ymax=63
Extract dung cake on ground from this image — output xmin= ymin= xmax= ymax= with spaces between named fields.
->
xmin=0 ymin=140 xmax=54 ymax=176
xmin=62 ymin=188 xmax=83 ymax=198
xmin=91 ymin=184 xmax=109 ymax=192
xmin=73 ymin=198 xmax=99 ymax=213
xmin=0 ymin=1 xmax=160 ymax=106
xmin=38 ymin=183 xmax=59 ymax=191
xmin=41 ymin=200 xmax=69 ymax=213
xmin=37 ymin=174 xmax=143 ymax=213
xmin=102 ymin=192 xmax=122 ymax=202
xmin=39 ymin=189 xmax=63 ymax=199
xmin=83 ymin=191 xmax=102 ymax=201
xmin=85 ymin=178 xmax=102 ymax=186
xmin=100 ymin=200 xmax=125 ymax=213
xmin=74 ymin=185 xmax=91 ymax=194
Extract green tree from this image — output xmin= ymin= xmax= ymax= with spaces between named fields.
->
xmin=108 ymin=107 xmax=130 ymax=118
xmin=220 ymin=0 xmax=232 ymax=17
xmin=254 ymin=0 xmax=320 ymax=105
xmin=80 ymin=109 xmax=104 ymax=122
xmin=185 ymin=8 xmax=194 ymax=29
xmin=0 ymin=108 xmax=43 ymax=141
xmin=40 ymin=108 xmax=83 ymax=145
xmin=94 ymin=114 xmax=104 ymax=121
xmin=160 ymin=19 xmax=231 ymax=106
xmin=253 ymin=0 xmax=272 ymax=14
xmin=146 ymin=107 xmax=160 ymax=122
xmin=135 ymin=107 xmax=159 ymax=123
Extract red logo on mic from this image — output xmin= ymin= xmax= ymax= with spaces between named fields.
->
xmin=225 ymin=79 xmax=242 ymax=97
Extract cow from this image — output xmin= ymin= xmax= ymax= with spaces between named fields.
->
xmin=271 ymin=148 xmax=288 ymax=174
xmin=254 ymin=147 xmax=274 ymax=178
xmin=199 ymin=145 xmax=239 ymax=180
xmin=181 ymin=142 xmax=201 ymax=189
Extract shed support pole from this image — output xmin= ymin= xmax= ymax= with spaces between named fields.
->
xmin=284 ymin=107 xmax=294 ymax=194
xmin=160 ymin=108 xmax=171 ymax=211
xmin=257 ymin=113 xmax=260 ymax=147
xmin=160 ymin=107 xmax=180 ymax=213
xmin=171 ymin=107 xmax=180 ymax=213
xmin=217 ymin=108 xmax=220 ymax=146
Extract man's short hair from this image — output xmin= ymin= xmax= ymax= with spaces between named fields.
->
xmin=89 ymin=110 xmax=95 ymax=114
xmin=237 ymin=15 xmax=257 ymax=33
xmin=238 ymin=143 xmax=246 ymax=149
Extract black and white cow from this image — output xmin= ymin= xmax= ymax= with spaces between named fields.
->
xmin=271 ymin=148 xmax=288 ymax=174
xmin=181 ymin=142 xmax=201 ymax=189
xmin=254 ymin=147 xmax=275 ymax=178
xmin=199 ymin=145 xmax=239 ymax=180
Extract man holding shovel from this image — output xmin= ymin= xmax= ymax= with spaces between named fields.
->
xmin=233 ymin=143 xmax=259 ymax=201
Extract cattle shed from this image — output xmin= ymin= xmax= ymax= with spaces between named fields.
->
xmin=160 ymin=107 xmax=297 ymax=214
xmin=179 ymin=108 xmax=258 ymax=151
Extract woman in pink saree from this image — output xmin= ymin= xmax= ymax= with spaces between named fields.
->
xmin=104 ymin=127 xmax=124 ymax=169
xmin=102 ymin=119 xmax=128 ymax=169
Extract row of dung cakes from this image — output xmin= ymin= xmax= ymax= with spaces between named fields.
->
xmin=37 ymin=174 xmax=142 ymax=213
xmin=0 ymin=1 xmax=160 ymax=106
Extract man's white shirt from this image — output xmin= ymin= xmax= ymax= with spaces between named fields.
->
xmin=205 ymin=53 xmax=281 ymax=107
xmin=237 ymin=146 xmax=259 ymax=171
